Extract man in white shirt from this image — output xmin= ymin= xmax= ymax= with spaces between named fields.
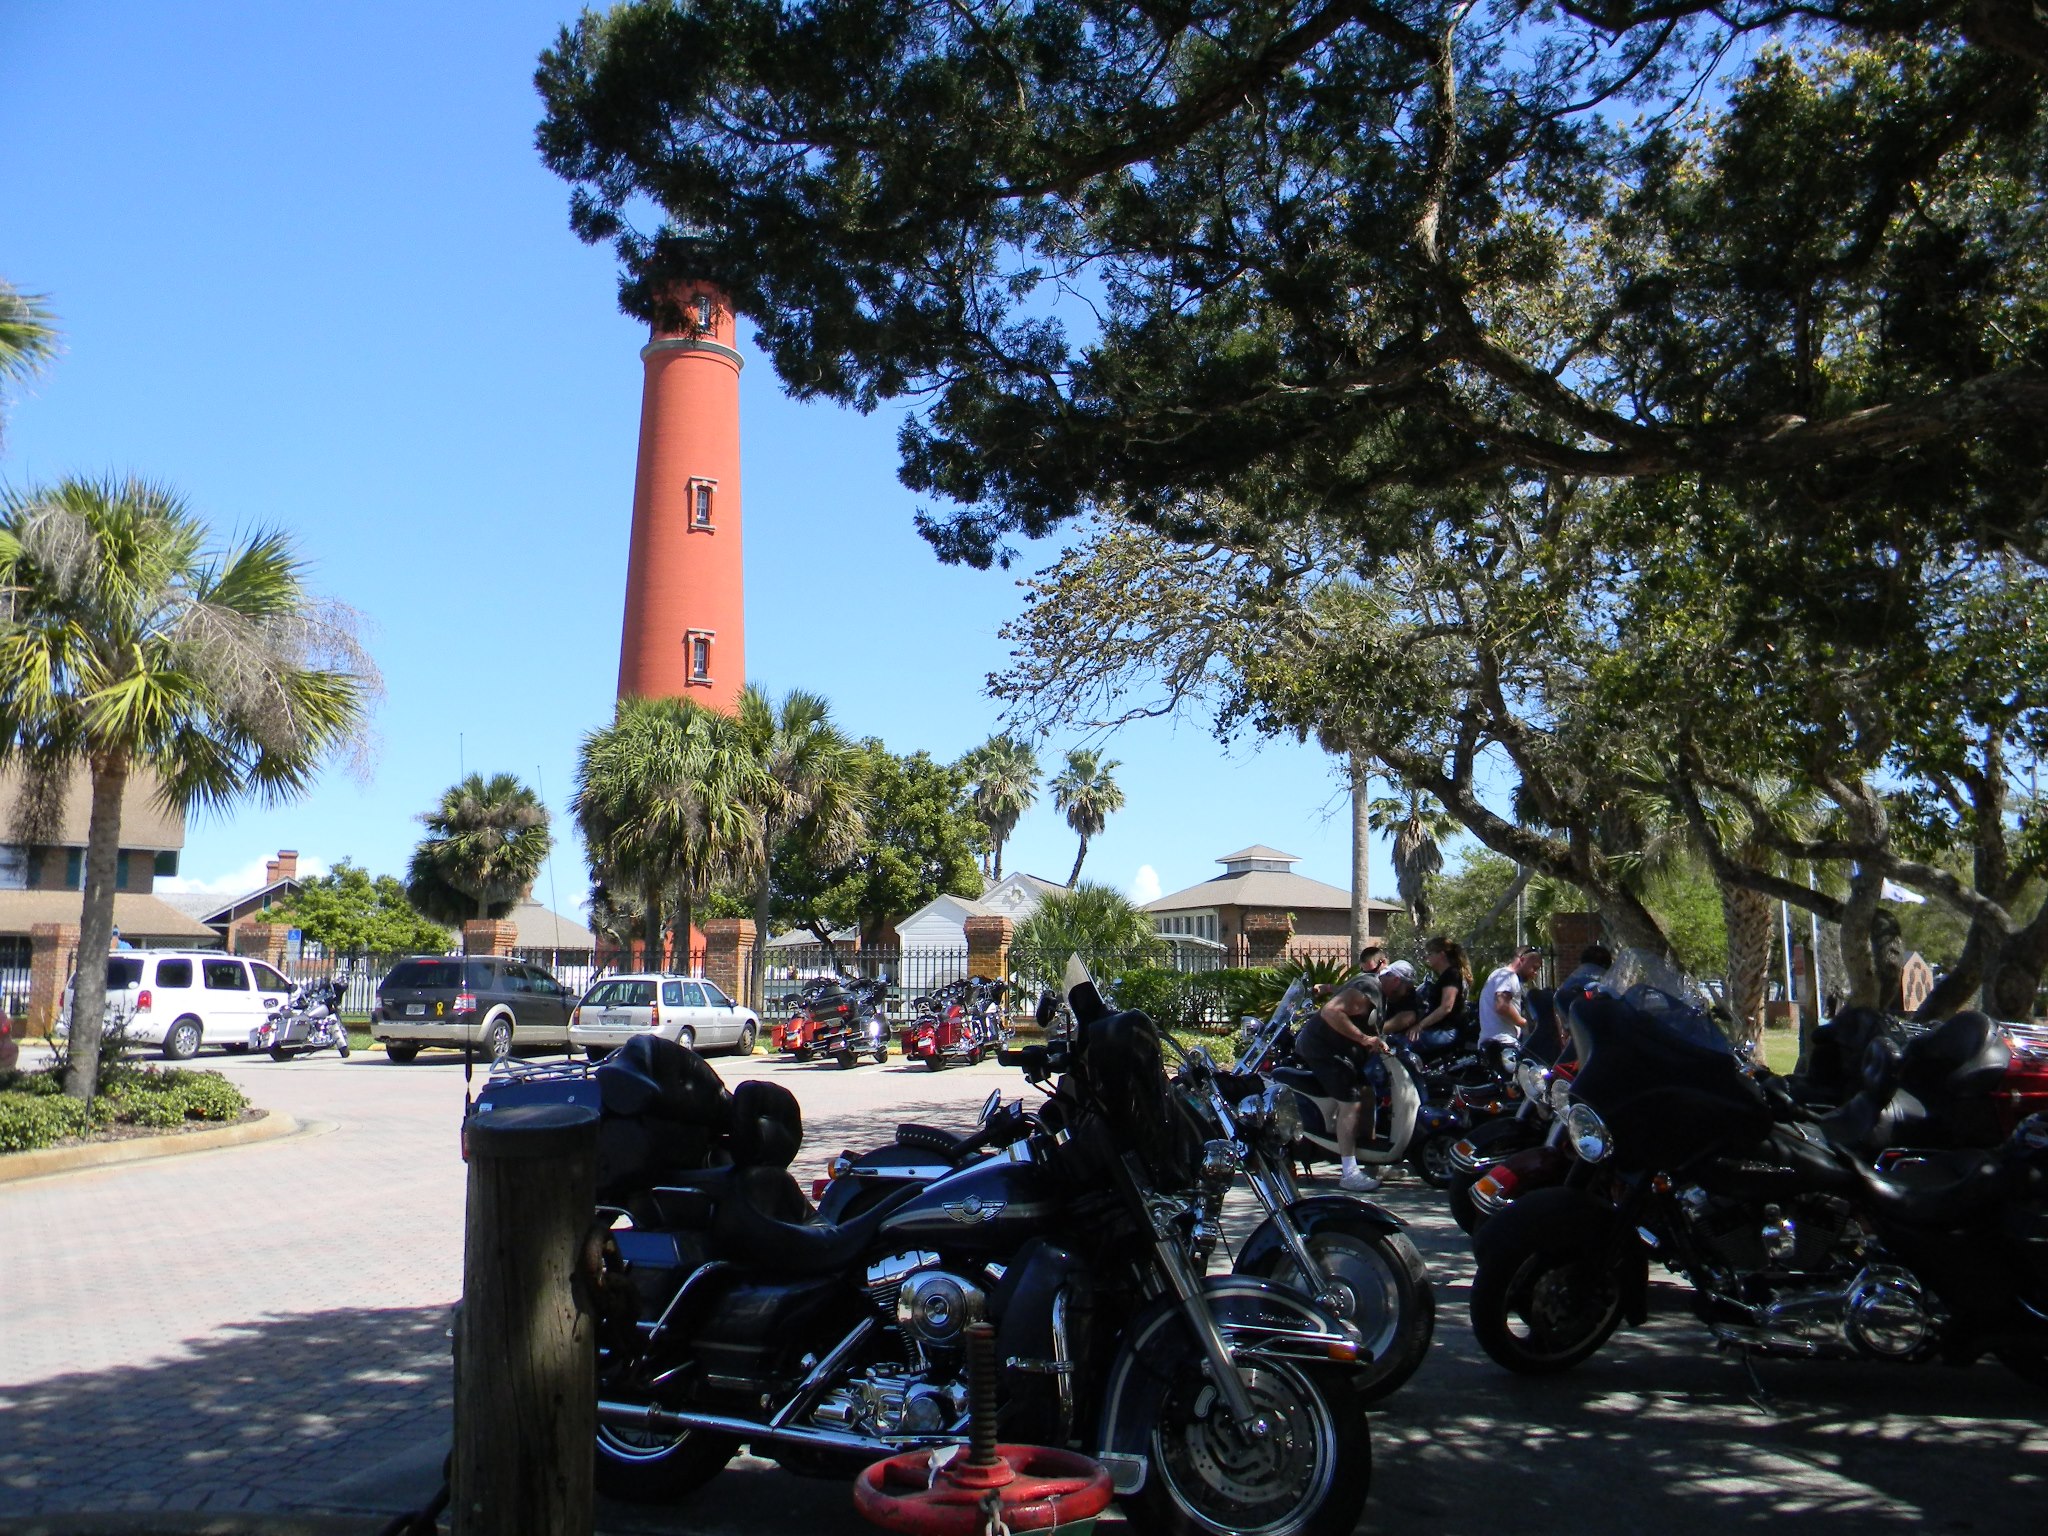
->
xmin=1479 ymin=947 xmax=1545 ymax=1049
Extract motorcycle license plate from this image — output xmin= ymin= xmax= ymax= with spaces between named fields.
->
xmin=405 ymin=1003 xmax=425 ymax=1017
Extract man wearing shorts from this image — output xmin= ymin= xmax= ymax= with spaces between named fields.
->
xmin=1292 ymin=969 xmax=1390 ymax=1192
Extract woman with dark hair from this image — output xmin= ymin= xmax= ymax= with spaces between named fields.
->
xmin=1406 ymin=936 xmax=1471 ymax=1053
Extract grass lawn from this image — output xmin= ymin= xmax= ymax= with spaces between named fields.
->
xmin=1761 ymin=1027 xmax=1801 ymax=1075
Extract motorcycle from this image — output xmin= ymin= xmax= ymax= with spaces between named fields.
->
xmin=485 ymin=963 xmax=1375 ymax=1536
xmin=251 ymin=972 xmax=352 ymax=1061
xmin=1467 ymin=949 xmax=2048 ymax=1385
xmin=821 ymin=984 xmax=1437 ymax=1403
xmin=1239 ymin=981 xmax=1462 ymax=1182
xmin=773 ymin=974 xmax=891 ymax=1067
xmin=900 ymin=976 xmax=1009 ymax=1071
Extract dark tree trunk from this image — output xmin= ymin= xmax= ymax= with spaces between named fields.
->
xmin=63 ymin=755 xmax=130 ymax=1102
xmin=642 ymin=883 xmax=663 ymax=970
xmin=752 ymin=879 xmax=773 ymax=1010
xmin=1068 ymin=836 xmax=1089 ymax=888
xmin=675 ymin=894 xmax=695 ymax=972
xmin=993 ymin=837 xmax=1005 ymax=883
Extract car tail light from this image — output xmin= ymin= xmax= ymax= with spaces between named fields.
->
xmin=136 ymin=989 xmax=153 ymax=1013
xmin=455 ymin=989 xmax=476 ymax=1014
xmin=651 ymin=998 xmax=661 ymax=1028
xmin=570 ymin=1007 xmax=581 ymax=1029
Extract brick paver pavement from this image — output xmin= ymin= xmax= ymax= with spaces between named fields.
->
xmin=3 ymin=1042 xmax=2044 ymax=1534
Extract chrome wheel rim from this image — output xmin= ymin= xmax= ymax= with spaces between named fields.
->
xmin=1154 ymin=1360 xmax=1336 ymax=1536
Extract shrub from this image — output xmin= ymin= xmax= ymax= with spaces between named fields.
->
xmin=0 ymin=1091 xmax=93 ymax=1153
xmin=0 ymin=1065 xmax=250 ymax=1155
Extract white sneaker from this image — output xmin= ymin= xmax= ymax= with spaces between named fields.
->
xmin=1340 ymin=1169 xmax=1382 ymax=1193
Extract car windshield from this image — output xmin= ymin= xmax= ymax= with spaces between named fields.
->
xmin=384 ymin=959 xmax=465 ymax=990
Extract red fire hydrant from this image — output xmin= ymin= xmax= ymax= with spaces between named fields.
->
xmin=853 ymin=1322 xmax=1115 ymax=1536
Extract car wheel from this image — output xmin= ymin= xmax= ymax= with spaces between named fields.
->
xmin=162 ymin=1017 xmax=202 ymax=1061
xmin=676 ymin=1026 xmax=696 ymax=1052
xmin=733 ymin=1020 xmax=759 ymax=1056
xmin=384 ymin=1043 xmax=420 ymax=1063
xmin=485 ymin=1017 xmax=514 ymax=1061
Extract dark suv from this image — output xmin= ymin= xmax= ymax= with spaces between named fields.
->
xmin=371 ymin=955 xmax=576 ymax=1062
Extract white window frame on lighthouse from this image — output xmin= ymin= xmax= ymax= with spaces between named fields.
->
xmin=695 ymin=293 xmax=714 ymax=332
xmin=685 ymin=629 xmax=716 ymax=687
xmin=687 ymin=477 xmax=717 ymax=531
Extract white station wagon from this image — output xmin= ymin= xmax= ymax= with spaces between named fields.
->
xmin=60 ymin=950 xmax=293 ymax=1060
xmin=568 ymin=973 xmax=760 ymax=1058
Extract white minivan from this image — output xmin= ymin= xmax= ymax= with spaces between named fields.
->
xmin=60 ymin=950 xmax=293 ymax=1060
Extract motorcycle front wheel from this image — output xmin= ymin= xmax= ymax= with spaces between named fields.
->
xmin=1409 ymin=1130 xmax=1459 ymax=1189
xmin=1135 ymin=1358 xmax=1369 ymax=1536
xmin=1239 ymin=1228 xmax=1433 ymax=1404
xmin=1469 ymin=1244 xmax=1624 ymax=1375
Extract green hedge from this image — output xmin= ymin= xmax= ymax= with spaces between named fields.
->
xmin=0 ymin=1066 xmax=251 ymax=1154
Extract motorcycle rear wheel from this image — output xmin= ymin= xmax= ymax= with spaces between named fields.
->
xmin=1469 ymin=1245 xmax=1624 ymax=1375
xmin=594 ymin=1415 xmax=736 ymax=1504
xmin=836 ymin=1050 xmax=858 ymax=1069
xmin=1134 ymin=1358 xmax=1369 ymax=1536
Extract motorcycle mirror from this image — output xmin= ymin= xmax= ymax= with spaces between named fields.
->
xmin=980 ymin=1088 xmax=1002 ymax=1124
xmin=1063 ymin=953 xmax=1108 ymax=1026
xmin=1035 ymin=990 xmax=1059 ymax=1028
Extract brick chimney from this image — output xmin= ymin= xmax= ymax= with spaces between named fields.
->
xmin=266 ymin=849 xmax=300 ymax=885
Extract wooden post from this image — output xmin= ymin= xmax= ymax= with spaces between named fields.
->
xmin=453 ymin=1102 xmax=600 ymax=1536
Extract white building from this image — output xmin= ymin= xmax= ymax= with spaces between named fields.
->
xmin=895 ymin=871 xmax=1065 ymax=961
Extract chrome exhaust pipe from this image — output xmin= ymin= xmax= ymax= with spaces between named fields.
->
xmin=596 ymin=1400 xmax=961 ymax=1458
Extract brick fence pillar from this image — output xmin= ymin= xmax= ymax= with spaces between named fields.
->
xmin=1547 ymin=912 xmax=1604 ymax=985
xmin=27 ymin=922 xmax=80 ymax=1038
xmin=231 ymin=921 xmax=290 ymax=967
xmin=463 ymin=920 xmax=520 ymax=957
xmin=963 ymin=916 xmax=1014 ymax=997
xmin=1241 ymin=910 xmax=1294 ymax=965
xmin=701 ymin=919 xmax=756 ymax=1007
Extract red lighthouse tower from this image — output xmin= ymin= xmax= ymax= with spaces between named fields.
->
xmin=617 ymin=286 xmax=745 ymax=711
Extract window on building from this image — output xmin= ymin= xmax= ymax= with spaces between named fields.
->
xmin=686 ymin=631 xmax=713 ymax=684
xmin=696 ymin=294 xmax=714 ymax=331
xmin=691 ymin=480 xmax=714 ymax=528
xmin=0 ymin=846 xmax=26 ymax=891
xmin=61 ymin=850 xmax=131 ymax=889
xmin=154 ymin=850 xmax=179 ymax=878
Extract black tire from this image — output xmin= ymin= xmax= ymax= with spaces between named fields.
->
xmin=223 ymin=1042 xmax=251 ymax=1055
xmin=1133 ymin=1356 xmax=1370 ymax=1536
xmin=676 ymin=1026 xmax=696 ymax=1052
xmin=484 ymin=1017 xmax=514 ymax=1062
xmin=1447 ymin=1174 xmax=1488 ymax=1236
xmin=873 ymin=1046 xmax=888 ymax=1064
xmin=733 ymin=1019 xmax=758 ymax=1056
xmin=384 ymin=1043 xmax=420 ymax=1063
xmin=1242 ymin=1227 xmax=1435 ymax=1405
xmin=794 ymin=1046 xmax=812 ymax=1063
xmin=1410 ymin=1130 xmax=1460 ymax=1190
xmin=923 ymin=1055 xmax=946 ymax=1071
xmin=1469 ymin=1242 xmax=1625 ymax=1375
xmin=268 ymin=1047 xmax=295 ymax=1062
xmin=336 ymin=1037 xmax=351 ymax=1059
xmin=585 ymin=1046 xmax=607 ymax=1062
xmin=594 ymin=1415 xmax=736 ymax=1504
xmin=162 ymin=1017 xmax=202 ymax=1061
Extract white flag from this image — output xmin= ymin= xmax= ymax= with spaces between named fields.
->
xmin=1880 ymin=879 xmax=1927 ymax=905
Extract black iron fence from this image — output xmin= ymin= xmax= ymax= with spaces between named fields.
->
xmin=753 ymin=945 xmax=973 ymax=1018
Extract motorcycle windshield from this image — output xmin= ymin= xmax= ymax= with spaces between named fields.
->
xmin=1567 ymin=949 xmax=1766 ymax=1171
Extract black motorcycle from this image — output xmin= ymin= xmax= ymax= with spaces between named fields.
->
xmin=1468 ymin=950 xmax=2048 ymax=1385
xmin=488 ymin=969 xmax=1375 ymax=1536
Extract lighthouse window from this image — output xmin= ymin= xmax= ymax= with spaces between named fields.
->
xmin=687 ymin=632 xmax=713 ymax=683
xmin=695 ymin=294 xmax=713 ymax=331
xmin=692 ymin=483 xmax=714 ymax=527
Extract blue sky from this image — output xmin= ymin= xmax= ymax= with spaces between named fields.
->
xmin=0 ymin=1 xmax=1405 ymax=915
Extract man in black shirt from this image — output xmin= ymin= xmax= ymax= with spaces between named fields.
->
xmin=1292 ymin=970 xmax=1390 ymax=1192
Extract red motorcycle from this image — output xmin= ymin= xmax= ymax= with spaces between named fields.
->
xmin=900 ymin=976 xmax=1008 ymax=1071
xmin=771 ymin=975 xmax=890 ymax=1067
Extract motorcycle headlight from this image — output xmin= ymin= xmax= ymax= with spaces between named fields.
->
xmin=1565 ymin=1102 xmax=1613 ymax=1163
xmin=1516 ymin=1059 xmax=1546 ymax=1100
xmin=1267 ymin=1084 xmax=1302 ymax=1144
xmin=1547 ymin=1076 xmax=1573 ymax=1115
xmin=1236 ymin=1094 xmax=1263 ymax=1122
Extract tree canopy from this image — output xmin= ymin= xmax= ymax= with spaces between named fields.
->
xmin=538 ymin=2 xmax=2047 ymax=587
xmin=407 ymin=772 xmax=553 ymax=925
xmin=266 ymin=860 xmax=452 ymax=955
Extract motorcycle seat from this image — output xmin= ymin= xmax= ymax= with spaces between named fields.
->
xmin=1853 ymin=1147 xmax=2008 ymax=1227
xmin=896 ymin=1122 xmax=967 ymax=1156
xmin=1272 ymin=1065 xmax=1325 ymax=1096
xmin=1903 ymin=1010 xmax=2011 ymax=1101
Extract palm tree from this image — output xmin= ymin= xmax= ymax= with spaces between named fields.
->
xmin=737 ymin=685 xmax=866 ymax=999
xmin=1051 ymin=747 xmax=1125 ymax=887
xmin=574 ymin=696 xmax=767 ymax=969
xmin=1368 ymin=790 xmax=1459 ymax=932
xmin=407 ymin=773 xmax=552 ymax=924
xmin=0 ymin=281 xmax=59 ymax=443
xmin=960 ymin=733 xmax=1039 ymax=881
xmin=0 ymin=477 xmax=373 ymax=1100
xmin=1010 ymin=881 xmax=1160 ymax=995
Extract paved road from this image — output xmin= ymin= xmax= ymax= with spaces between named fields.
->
xmin=2 ymin=1044 xmax=2043 ymax=1534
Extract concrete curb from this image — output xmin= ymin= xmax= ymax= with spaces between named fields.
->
xmin=0 ymin=1108 xmax=301 ymax=1186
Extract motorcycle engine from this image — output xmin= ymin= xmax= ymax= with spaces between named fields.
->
xmin=897 ymin=1270 xmax=987 ymax=1359
xmin=1679 ymin=1188 xmax=1859 ymax=1281
xmin=810 ymin=1369 xmax=967 ymax=1437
